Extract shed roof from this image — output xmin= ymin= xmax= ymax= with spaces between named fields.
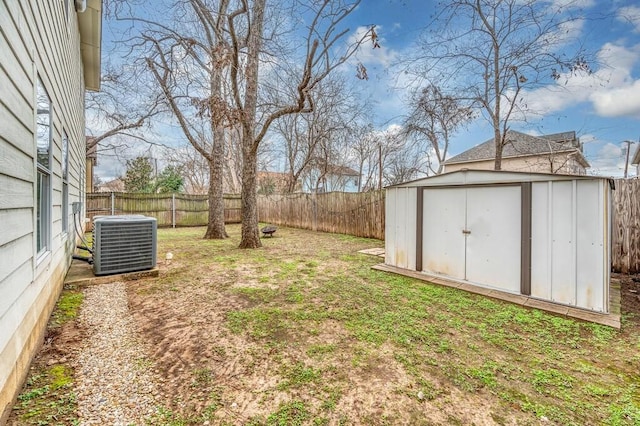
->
xmin=444 ymin=130 xmax=589 ymax=168
xmin=387 ymin=169 xmax=611 ymax=189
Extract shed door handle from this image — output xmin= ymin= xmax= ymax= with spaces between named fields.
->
xmin=462 ymin=230 xmax=471 ymax=235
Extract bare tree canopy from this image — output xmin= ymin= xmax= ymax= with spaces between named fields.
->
xmin=113 ymin=0 xmax=377 ymax=248
xmin=403 ymin=84 xmax=474 ymax=174
xmin=273 ymin=73 xmax=370 ymax=193
xmin=85 ymin=63 xmax=162 ymax=154
xmin=412 ymin=0 xmax=593 ymax=170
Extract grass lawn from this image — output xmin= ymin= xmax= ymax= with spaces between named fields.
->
xmin=130 ymin=224 xmax=640 ymax=425
xmin=12 ymin=224 xmax=640 ymax=425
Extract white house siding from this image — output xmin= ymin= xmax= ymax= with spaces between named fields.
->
xmin=0 ymin=0 xmax=88 ymax=421
xmin=444 ymin=152 xmax=587 ymax=175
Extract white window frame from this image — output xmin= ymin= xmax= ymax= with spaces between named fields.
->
xmin=36 ymin=78 xmax=52 ymax=259
xmin=62 ymin=130 xmax=70 ymax=236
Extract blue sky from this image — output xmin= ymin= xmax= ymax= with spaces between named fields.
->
xmin=94 ymin=0 xmax=640 ymax=180
xmin=341 ymin=0 xmax=640 ymax=176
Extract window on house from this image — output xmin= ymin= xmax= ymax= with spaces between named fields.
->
xmin=36 ymin=79 xmax=51 ymax=256
xmin=62 ymin=130 xmax=69 ymax=235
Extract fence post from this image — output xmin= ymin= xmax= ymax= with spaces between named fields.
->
xmin=312 ymin=192 xmax=317 ymax=232
xmin=172 ymin=193 xmax=176 ymax=228
xmin=111 ymin=192 xmax=115 ymax=215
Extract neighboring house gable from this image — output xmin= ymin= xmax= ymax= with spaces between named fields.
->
xmin=443 ymin=130 xmax=589 ymax=175
xmin=257 ymin=171 xmax=300 ymax=194
xmin=0 ymin=0 xmax=102 ymax=421
xmin=96 ymin=178 xmax=125 ymax=193
xmin=304 ymin=164 xmax=361 ymax=193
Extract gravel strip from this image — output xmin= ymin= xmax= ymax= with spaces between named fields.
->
xmin=75 ymin=282 xmax=161 ymax=425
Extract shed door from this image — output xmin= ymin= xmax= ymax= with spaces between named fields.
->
xmin=421 ymin=186 xmax=521 ymax=293
xmin=465 ymin=186 xmax=521 ymax=292
xmin=422 ymin=188 xmax=466 ymax=280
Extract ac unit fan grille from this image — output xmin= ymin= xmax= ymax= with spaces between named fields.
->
xmin=93 ymin=216 xmax=157 ymax=275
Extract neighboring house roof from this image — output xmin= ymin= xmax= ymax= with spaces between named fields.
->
xmin=78 ymin=0 xmax=103 ymax=91
xmin=96 ymin=178 xmax=125 ymax=192
xmin=257 ymin=171 xmax=300 ymax=192
xmin=444 ymin=130 xmax=589 ymax=168
xmin=325 ymin=164 xmax=360 ymax=177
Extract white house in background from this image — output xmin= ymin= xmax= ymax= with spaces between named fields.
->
xmin=304 ymin=163 xmax=361 ymax=193
xmin=0 ymin=0 xmax=102 ymax=421
xmin=443 ymin=131 xmax=589 ymax=175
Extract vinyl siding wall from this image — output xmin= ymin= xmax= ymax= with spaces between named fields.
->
xmin=0 ymin=0 xmax=86 ymax=420
xmin=444 ymin=152 xmax=587 ymax=175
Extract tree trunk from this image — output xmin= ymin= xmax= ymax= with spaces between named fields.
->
xmin=239 ymin=147 xmax=261 ymax=248
xmin=494 ymin=128 xmax=503 ymax=171
xmin=204 ymin=127 xmax=228 ymax=239
xmin=238 ymin=0 xmax=266 ymax=249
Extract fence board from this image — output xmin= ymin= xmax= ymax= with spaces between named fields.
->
xmin=87 ymin=191 xmax=384 ymax=239
xmin=257 ymin=191 xmax=385 ymax=239
xmin=86 ymin=193 xmax=241 ymax=227
xmin=612 ymin=178 xmax=640 ymax=273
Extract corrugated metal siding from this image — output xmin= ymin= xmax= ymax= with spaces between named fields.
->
xmin=386 ymin=171 xmax=610 ymax=314
xmin=385 ymin=187 xmax=417 ymax=270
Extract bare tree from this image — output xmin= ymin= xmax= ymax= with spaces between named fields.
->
xmin=350 ymin=124 xmax=378 ymax=191
xmin=403 ymin=84 xmax=474 ymax=174
xmin=273 ymin=75 xmax=367 ymax=193
xmin=134 ymin=0 xmax=245 ymax=239
xmin=227 ymin=0 xmax=375 ymax=248
xmin=166 ymin=145 xmax=210 ymax=194
xmin=350 ymin=125 xmax=409 ymax=190
xmin=85 ymin=64 xmax=162 ymax=157
xmin=125 ymin=0 xmax=375 ymax=246
xmin=416 ymin=0 xmax=592 ymax=170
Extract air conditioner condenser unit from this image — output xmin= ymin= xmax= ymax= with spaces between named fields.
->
xmin=93 ymin=215 xmax=157 ymax=276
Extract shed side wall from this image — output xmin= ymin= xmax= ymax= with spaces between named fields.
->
xmin=385 ymin=187 xmax=416 ymax=270
xmin=530 ymin=180 xmax=608 ymax=312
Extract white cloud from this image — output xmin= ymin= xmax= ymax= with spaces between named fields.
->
xmin=518 ymin=42 xmax=640 ymax=119
xmin=580 ymin=133 xmax=597 ymax=144
xmin=558 ymin=18 xmax=585 ymax=40
xmin=348 ymin=25 xmax=397 ymax=68
xmin=590 ymin=80 xmax=640 ymax=117
xmin=550 ymin=0 xmax=595 ymax=8
xmin=617 ymin=5 xmax=640 ymax=33
xmin=586 ymin=142 xmax=625 ymax=176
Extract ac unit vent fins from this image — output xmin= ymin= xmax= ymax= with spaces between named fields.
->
xmin=93 ymin=215 xmax=157 ymax=276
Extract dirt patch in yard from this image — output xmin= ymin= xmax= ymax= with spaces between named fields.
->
xmin=122 ymin=227 xmax=533 ymax=424
xmin=10 ymin=225 xmax=640 ymax=425
xmin=616 ymin=273 xmax=640 ymax=321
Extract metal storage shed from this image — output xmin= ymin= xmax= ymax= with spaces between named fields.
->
xmin=383 ymin=170 xmax=612 ymax=315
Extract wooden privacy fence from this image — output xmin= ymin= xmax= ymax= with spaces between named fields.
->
xmin=86 ymin=191 xmax=385 ymax=239
xmin=612 ymin=178 xmax=640 ymax=274
xmin=257 ymin=191 xmax=385 ymax=239
xmin=86 ymin=193 xmax=241 ymax=226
